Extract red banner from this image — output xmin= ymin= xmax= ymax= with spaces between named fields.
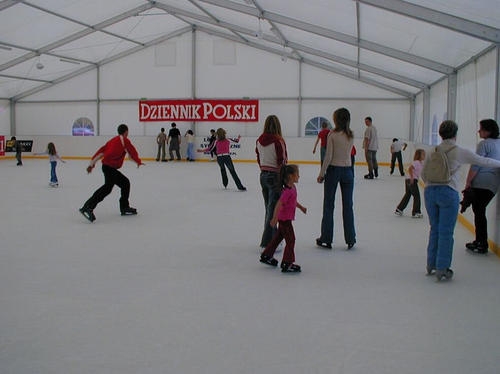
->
xmin=139 ymin=99 xmax=259 ymax=122
xmin=0 ymin=135 xmax=4 ymax=156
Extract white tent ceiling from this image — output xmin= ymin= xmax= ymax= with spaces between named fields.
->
xmin=0 ymin=0 xmax=499 ymax=100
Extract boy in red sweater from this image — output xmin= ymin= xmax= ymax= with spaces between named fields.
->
xmin=80 ymin=124 xmax=144 ymax=222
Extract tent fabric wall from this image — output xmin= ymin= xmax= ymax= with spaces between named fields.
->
xmin=0 ymin=100 xmax=9 ymax=135
xmin=9 ymin=31 xmax=411 ymax=139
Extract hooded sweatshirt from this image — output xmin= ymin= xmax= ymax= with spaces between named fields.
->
xmin=255 ymin=133 xmax=287 ymax=173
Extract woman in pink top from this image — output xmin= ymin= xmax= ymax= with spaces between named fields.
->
xmin=260 ymin=165 xmax=307 ymax=273
xmin=395 ymin=149 xmax=426 ymax=218
xmin=198 ymin=128 xmax=246 ymax=191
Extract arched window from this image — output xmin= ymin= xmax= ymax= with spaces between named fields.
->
xmin=72 ymin=117 xmax=94 ymax=136
xmin=305 ymin=116 xmax=331 ymax=136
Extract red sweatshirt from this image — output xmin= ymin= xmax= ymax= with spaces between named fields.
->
xmin=89 ymin=135 xmax=142 ymax=169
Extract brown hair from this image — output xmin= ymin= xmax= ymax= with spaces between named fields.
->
xmin=333 ymin=107 xmax=353 ymax=139
xmin=414 ymin=149 xmax=425 ymax=161
xmin=47 ymin=142 xmax=56 ymax=156
xmin=263 ymin=115 xmax=282 ymax=137
xmin=216 ymin=128 xmax=226 ymax=140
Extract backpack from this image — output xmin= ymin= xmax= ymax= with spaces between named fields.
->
xmin=421 ymin=146 xmax=456 ymax=184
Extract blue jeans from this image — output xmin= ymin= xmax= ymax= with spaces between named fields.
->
xmin=50 ymin=161 xmax=58 ymax=183
xmin=186 ymin=143 xmax=194 ymax=160
xmin=319 ymin=166 xmax=356 ymax=245
xmin=424 ymin=185 xmax=459 ymax=271
xmin=259 ymin=171 xmax=281 ymax=247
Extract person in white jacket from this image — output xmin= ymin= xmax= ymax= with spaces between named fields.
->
xmin=422 ymin=120 xmax=500 ymax=281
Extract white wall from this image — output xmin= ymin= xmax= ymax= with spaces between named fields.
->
xmin=0 ymin=100 xmax=10 ymax=135
xmin=23 ymin=134 xmax=398 ymax=164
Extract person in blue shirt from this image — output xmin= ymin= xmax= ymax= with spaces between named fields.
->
xmin=462 ymin=119 xmax=500 ymax=254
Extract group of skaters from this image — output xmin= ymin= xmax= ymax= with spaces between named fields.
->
xmin=155 ymin=122 xmax=195 ymax=162
xmin=11 ymin=110 xmax=498 ymax=280
xmin=259 ymin=111 xmax=500 ymax=280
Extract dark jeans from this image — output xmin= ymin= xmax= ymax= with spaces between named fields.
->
xmin=390 ymin=151 xmax=404 ymax=175
xmin=471 ymin=188 xmax=495 ymax=244
xmin=259 ymin=171 xmax=281 ymax=247
xmin=84 ymin=164 xmax=131 ymax=211
xmin=169 ymin=138 xmax=181 ymax=160
xmin=396 ymin=179 xmax=421 ymax=215
xmin=262 ymin=220 xmax=296 ymax=264
xmin=50 ymin=161 xmax=58 ymax=183
xmin=217 ymin=155 xmax=244 ymax=189
xmin=319 ymin=166 xmax=356 ymax=246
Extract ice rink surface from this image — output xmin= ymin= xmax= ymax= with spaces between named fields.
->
xmin=1 ymin=159 xmax=499 ymax=374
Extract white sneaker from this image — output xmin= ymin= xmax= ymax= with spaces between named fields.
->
xmin=394 ymin=209 xmax=403 ymax=216
xmin=412 ymin=213 xmax=423 ymax=218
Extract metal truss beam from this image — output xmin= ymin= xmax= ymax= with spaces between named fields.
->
xmin=357 ymin=0 xmax=500 ymax=43
xmin=197 ymin=0 xmax=454 ymax=74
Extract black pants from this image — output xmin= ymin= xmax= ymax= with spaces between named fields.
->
xmin=84 ymin=164 xmax=130 ymax=211
xmin=471 ymin=188 xmax=495 ymax=244
xmin=169 ymin=138 xmax=181 ymax=160
xmin=397 ymin=179 xmax=421 ymax=215
xmin=217 ymin=155 xmax=244 ymax=189
xmin=390 ymin=151 xmax=404 ymax=175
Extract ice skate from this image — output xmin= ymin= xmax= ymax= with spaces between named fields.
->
xmin=436 ymin=268 xmax=453 ymax=282
xmin=281 ymin=262 xmax=301 ymax=273
xmin=316 ymin=238 xmax=332 ymax=249
xmin=79 ymin=207 xmax=96 ymax=222
xmin=466 ymin=241 xmax=488 ymax=254
xmin=121 ymin=207 xmax=137 ymax=216
xmin=260 ymin=254 xmax=278 ymax=267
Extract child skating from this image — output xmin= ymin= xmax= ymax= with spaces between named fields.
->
xmin=197 ymin=128 xmax=246 ymax=191
xmin=260 ymin=164 xmax=307 ymax=273
xmin=34 ymin=142 xmax=66 ymax=187
xmin=395 ymin=149 xmax=425 ymax=218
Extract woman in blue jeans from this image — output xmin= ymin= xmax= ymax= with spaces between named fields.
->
xmin=316 ymin=107 xmax=356 ymax=250
xmin=423 ymin=120 xmax=500 ymax=281
xmin=256 ymin=115 xmax=288 ymax=248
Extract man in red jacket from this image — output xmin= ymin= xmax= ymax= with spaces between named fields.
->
xmin=80 ymin=124 xmax=144 ymax=222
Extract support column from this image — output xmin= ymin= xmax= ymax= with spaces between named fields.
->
xmin=191 ymin=26 xmax=197 ymax=133
xmin=422 ymin=87 xmax=430 ymax=143
xmin=447 ymin=71 xmax=457 ymax=121
xmin=9 ymin=99 xmax=15 ymax=136
xmin=96 ymin=66 xmax=100 ymax=136
xmin=298 ymin=60 xmax=302 ymax=137
xmin=409 ymin=96 xmax=415 ymax=142
xmin=495 ymin=46 xmax=500 ymax=124
xmin=495 ymin=46 xmax=500 ymax=251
